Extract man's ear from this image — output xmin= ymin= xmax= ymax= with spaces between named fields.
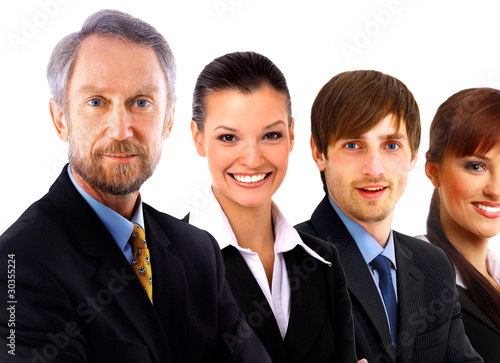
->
xmin=409 ymin=152 xmax=418 ymax=171
xmin=310 ymin=135 xmax=326 ymax=171
xmin=50 ymin=98 xmax=69 ymax=142
xmin=163 ymin=105 xmax=175 ymax=140
xmin=191 ymin=121 xmax=206 ymax=157
xmin=289 ymin=118 xmax=295 ymax=152
xmin=425 ymin=161 xmax=441 ymax=188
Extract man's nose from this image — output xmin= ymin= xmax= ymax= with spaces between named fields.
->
xmin=361 ymin=148 xmax=384 ymax=177
xmin=107 ymin=105 xmax=133 ymax=140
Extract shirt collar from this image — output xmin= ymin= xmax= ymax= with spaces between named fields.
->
xmin=456 ymin=248 xmax=500 ymax=288
xmin=417 ymin=235 xmax=500 ymax=288
xmin=486 ymin=249 xmax=500 ymax=285
xmin=328 ymin=195 xmax=396 ymax=269
xmin=271 ymin=199 xmax=330 ymax=265
xmin=189 ymin=187 xmax=330 ymax=265
xmin=67 ymin=165 xmax=144 ymax=253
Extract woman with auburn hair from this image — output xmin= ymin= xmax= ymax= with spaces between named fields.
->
xmin=423 ymin=87 xmax=500 ymax=362
xmin=186 ymin=51 xmax=361 ymax=362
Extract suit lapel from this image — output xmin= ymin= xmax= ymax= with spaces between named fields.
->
xmin=221 ymin=246 xmax=287 ymax=362
xmin=310 ymin=196 xmax=394 ymax=357
xmin=283 ymin=246 xmax=326 ymax=361
xmin=393 ymin=233 xmax=424 ymax=362
xmin=49 ymin=167 xmax=173 ymax=363
xmin=93 ymin=249 xmax=172 ymax=363
xmin=143 ymin=207 xmax=188 ymax=361
xmin=457 ymin=286 xmax=500 ymax=335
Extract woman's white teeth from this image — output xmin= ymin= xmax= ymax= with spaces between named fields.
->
xmin=474 ymin=203 xmax=500 ymax=213
xmin=233 ymin=174 xmax=267 ymax=183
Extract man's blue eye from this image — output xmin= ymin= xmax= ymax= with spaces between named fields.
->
xmin=386 ymin=143 xmax=399 ymax=150
xmin=136 ymin=100 xmax=150 ymax=107
xmin=345 ymin=143 xmax=359 ymax=149
xmin=88 ymin=99 xmax=101 ymax=106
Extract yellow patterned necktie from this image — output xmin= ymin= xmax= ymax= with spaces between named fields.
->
xmin=129 ymin=223 xmax=153 ymax=302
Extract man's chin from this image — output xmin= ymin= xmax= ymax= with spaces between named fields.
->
xmin=75 ymin=168 xmax=148 ymax=196
xmin=350 ymin=204 xmax=393 ymax=224
xmin=103 ymin=179 xmax=148 ymax=196
xmin=94 ymin=172 xmax=148 ymax=196
xmin=70 ymin=155 xmax=157 ymax=196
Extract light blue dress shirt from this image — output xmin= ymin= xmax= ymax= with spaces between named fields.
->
xmin=328 ymin=196 xmax=398 ymax=329
xmin=68 ymin=166 xmax=144 ymax=264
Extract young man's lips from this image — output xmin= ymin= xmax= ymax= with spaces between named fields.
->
xmin=356 ymin=185 xmax=387 ymax=199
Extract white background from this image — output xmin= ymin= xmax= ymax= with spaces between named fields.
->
xmin=1 ymin=0 xmax=499 ymax=254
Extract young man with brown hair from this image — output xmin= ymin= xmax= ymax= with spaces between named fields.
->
xmin=296 ymin=70 xmax=482 ymax=363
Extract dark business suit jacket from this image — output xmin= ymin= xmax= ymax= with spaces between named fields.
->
xmin=220 ymin=230 xmax=357 ymax=363
xmin=0 ymin=167 xmax=270 ymax=363
xmin=295 ymin=196 xmax=483 ymax=363
xmin=457 ymin=286 xmax=500 ymax=363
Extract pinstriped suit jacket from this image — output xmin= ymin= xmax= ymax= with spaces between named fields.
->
xmin=295 ymin=195 xmax=483 ymax=363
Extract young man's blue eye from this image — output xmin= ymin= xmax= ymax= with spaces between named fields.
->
xmin=345 ymin=143 xmax=359 ymax=149
xmin=386 ymin=143 xmax=399 ymax=150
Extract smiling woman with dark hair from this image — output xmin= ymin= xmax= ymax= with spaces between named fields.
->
xmin=185 ymin=51 xmax=360 ymax=363
xmin=423 ymin=87 xmax=500 ymax=362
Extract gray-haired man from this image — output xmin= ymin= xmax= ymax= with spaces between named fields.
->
xmin=0 ymin=9 xmax=269 ymax=363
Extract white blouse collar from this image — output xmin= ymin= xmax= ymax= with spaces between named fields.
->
xmin=189 ymin=186 xmax=330 ymax=266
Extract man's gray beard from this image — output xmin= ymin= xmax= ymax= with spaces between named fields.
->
xmin=68 ymin=138 xmax=159 ymax=196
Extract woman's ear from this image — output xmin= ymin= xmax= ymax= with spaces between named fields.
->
xmin=425 ymin=161 xmax=441 ymax=188
xmin=191 ymin=121 xmax=206 ymax=157
xmin=289 ymin=118 xmax=295 ymax=152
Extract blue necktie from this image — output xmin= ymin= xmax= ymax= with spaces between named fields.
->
xmin=371 ymin=254 xmax=397 ymax=350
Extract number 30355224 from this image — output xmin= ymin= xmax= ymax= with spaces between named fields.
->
xmin=7 ymin=254 xmax=15 ymax=293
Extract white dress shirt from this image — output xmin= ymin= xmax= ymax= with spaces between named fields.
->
xmin=189 ymin=187 xmax=330 ymax=339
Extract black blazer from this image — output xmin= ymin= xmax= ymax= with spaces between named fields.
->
xmin=295 ymin=196 xmax=483 ymax=363
xmin=457 ymin=286 xmax=500 ymax=363
xmin=0 ymin=167 xmax=270 ymax=363
xmin=223 ymin=231 xmax=357 ymax=363
xmin=184 ymin=214 xmax=357 ymax=362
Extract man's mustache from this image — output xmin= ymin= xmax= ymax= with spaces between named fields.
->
xmin=95 ymin=140 xmax=147 ymax=157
